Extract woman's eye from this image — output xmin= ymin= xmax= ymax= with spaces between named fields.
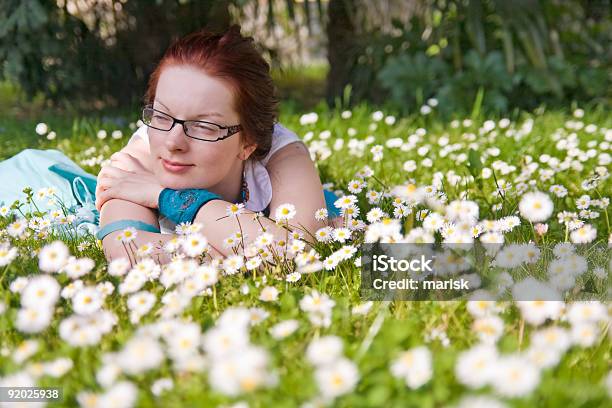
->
xmin=153 ymin=115 xmax=171 ymax=122
xmin=193 ymin=124 xmax=217 ymax=133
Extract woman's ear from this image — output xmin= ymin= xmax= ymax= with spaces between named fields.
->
xmin=238 ymin=143 xmax=258 ymax=161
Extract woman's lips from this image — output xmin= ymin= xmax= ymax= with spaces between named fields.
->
xmin=161 ymin=158 xmax=194 ymax=174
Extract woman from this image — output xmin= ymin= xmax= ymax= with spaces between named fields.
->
xmin=94 ymin=25 xmax=339 ymax=263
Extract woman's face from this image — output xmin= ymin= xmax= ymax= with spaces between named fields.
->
xmin=148 ymin=65 xmax=255 ymax=194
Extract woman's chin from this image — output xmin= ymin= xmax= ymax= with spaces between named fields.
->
xmin=156 ymin=171 xmax=213 ymax=191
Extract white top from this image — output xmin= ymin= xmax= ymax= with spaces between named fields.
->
xmin=128 ymin=123 xmax=302 ymax=233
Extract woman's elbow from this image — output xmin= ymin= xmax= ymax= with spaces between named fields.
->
xmin=100 ymin=232 xmax=129 ymax=263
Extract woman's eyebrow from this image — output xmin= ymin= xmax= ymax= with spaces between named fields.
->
xmin=155 ymin=99 xmax=223 ymax=119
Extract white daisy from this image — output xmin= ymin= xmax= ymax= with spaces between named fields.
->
xmin=0 ymin=243 xmax=18 ymax=266
xmin=35 ymin=122 xmax=48 ymax=135
xmin=347 ymin=179 xmax=366 ymax=193
xmin=491 ymin=355 xmax=540 ymax=397
xmin=72 ymin=287 xmax=104 ymax=315
xmin=275 ymin=203 xmax=296 ymax=221
xmin=127 ymin=291 xmax=156 ymax=318
xmin=108 ymin=258 xmax=131 ymax=277
xmin=245 ymin=256 xmax=263 ymax=271
xmin=63 ymin=256 xmax=95 ymax=279
xmin=21 ymin=275 xmax=61 ymax=309
xmin=259 ymin=286 xmax=280 ymax=302
xmin=223 ymin=255 xmax=244 ymax=275
xmin=455 ymin=344 xmax=498 ymax=388
xmin=570 ymin=224 xmax=597 ymax=244
xmin=286 ymin=272 xmax=301 ymax=282
xmin=255 ymin=232 xmax=275 ymax=248
xmin=7 ymin=219 xmax=28 ymax=238
xmin=390 ymin=346 xmax=433 ymax=389
xmin=136 ymin=242 xmax=155 ymax=257
xmin=16 ymin=307 xmax=54 ymax=333
xmin=269 ymin=319 xmax=299 ymax=340
xmin=314 ymin=357 xmax=359 ymax=399
xmin=226 ymin=202 xmax=245 ymax=217
xmin=518 ymin=191 xmax=554 ymax=222
xmin=151 ymin=377 xmax=174 ymax=396
xmin=307 ymin=336 xmax=344 ymax=366
xmin=315 ymin=226 xmax=333 ymax=243
xmin=180 ymin=233 xmax=208 ymax=257
xmin=117 ymin=335 xmax=165 ymax=375
xmin=120 ymin=227 xmax=138 ymax=243
xmin=334 ymin=195 xmax=358 ymax=209
xmin=332 ymin=228 xmax=351 ymax=243
xmin=314 ymin=208 xmax=328 ymax=221
xmin=38 ymin=241 xmax=70 ymax=273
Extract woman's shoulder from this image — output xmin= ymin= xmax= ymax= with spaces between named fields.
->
xmin=263 ymin=123 xmax=302 ymax=165
xmin=272 ymin=122 xmax=299 ymax=139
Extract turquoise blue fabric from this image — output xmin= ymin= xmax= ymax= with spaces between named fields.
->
xmin=0 ymin=149 xmax=341 ymax=236
xmin=324 ymin=189 xmax=341 ymax=218
xmin=48 ymin=162 xmax=98 ymax=206
xmin=158 ymin=188 xmax=222 ymax=224
xmin=0 ymin=149 xmax=100 ymax=236
xmin=0 ymin=149 xmax=96 ymax=212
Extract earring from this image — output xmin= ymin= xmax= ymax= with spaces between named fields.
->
xmin=241 ymin=167 xmax=249 ymax=203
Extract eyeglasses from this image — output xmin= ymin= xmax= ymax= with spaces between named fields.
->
xmin=141 ymin=105 xmax=242 ymax=142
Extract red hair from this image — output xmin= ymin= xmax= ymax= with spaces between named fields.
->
xmin=144 ymin=25 xmax=278 ymax=161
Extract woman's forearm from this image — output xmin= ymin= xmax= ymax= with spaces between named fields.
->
xmin=194 ymin=199 xmax=302 ymax=258
xmin=99 ymin=199 xmax=224 ymax=264
xmin=99 ymin=198 xmax=163 ymax=262
xmin=101 ymin=228 xmax=224 ymax=265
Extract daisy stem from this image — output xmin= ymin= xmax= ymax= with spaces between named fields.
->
xmin=0 ymin=265 xmax=8 ymax=286
xmin=30 ymin=197 xmax=42 ymax=214
xmin=284 ymin=220 xmax=289 ymax=264
xmin=517 ymin=318 xmax=525 ymax=351
xmin=16 ymin=207 xmax=27 ymax=219
xmin=529 ymin=221 xmax=538 ymax=244
xmin=602 ymin=206 xmax=611 ymax=238
xmin=593 ymin=188 xmax=611 ymax=237
xmin=564 ymin=224 xmax=569 ymax=243
xmin=356 ymin=302 xmax=388 ymax=361
xmin=212 ymin=285 xmax=218 ymax=315
xmin=235 ymin=215 xmax=245 ymax=250
xmin=121 ymin=241 xmax=134 ymax=268
xmin=370 ymin=174 xmax=388 ymax=191
xmin=255 ymin=214 xmax=267 ymax=232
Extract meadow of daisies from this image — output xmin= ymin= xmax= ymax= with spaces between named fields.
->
xmin=0 ymin=102 xmax=611 ymax=407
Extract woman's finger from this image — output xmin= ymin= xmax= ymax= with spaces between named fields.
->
xmin=96 ymin=176 xmax=115 ymax=191
xmin=95 ymin=188 xmax=110 ymax=211
xmin=102 ymin=165 xmax=132 ymax=179
xmin=98 ymin=167 xmax=116 ymax=180
xmin=96 ymin=186 xmax=123 ymax=211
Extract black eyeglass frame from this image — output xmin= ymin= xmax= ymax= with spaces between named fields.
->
xmin=142 ymin=105 xmax=242 ymax=142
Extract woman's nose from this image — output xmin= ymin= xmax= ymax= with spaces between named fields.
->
xmin=165 ymin=123 xmax=189 ymax=151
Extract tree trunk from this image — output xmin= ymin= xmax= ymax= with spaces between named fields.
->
xmin=326 ymin=0 xmax=358 ymax=107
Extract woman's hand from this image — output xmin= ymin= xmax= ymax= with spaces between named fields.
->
xmin=95 ymin=152 xmax=164 ymax=211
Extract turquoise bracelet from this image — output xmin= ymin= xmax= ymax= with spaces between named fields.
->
xmin=95 ymin=219 xmax=160 ymax=241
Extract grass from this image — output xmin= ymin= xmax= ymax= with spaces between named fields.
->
xmin=0 ymin=99 xmax=611 ymax=407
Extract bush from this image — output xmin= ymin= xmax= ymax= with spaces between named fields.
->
xmin=346 ymin=1 xmax=611 ymax=116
